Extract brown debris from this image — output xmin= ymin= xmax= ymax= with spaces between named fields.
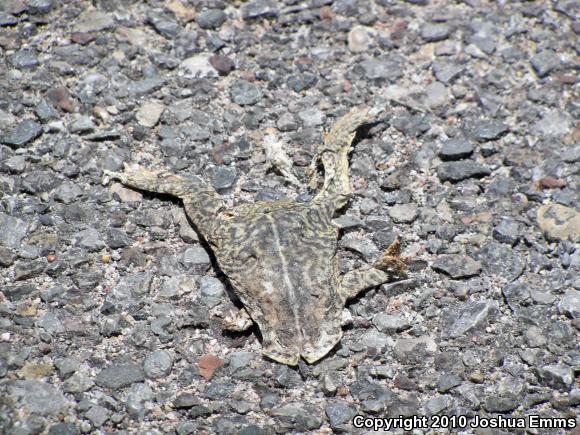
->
xmin=197 ymin=355 xmax=224 ymax=381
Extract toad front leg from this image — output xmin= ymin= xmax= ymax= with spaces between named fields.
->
xmin=339 ymin=236 xmax=408 ymax=302
xmin=103 ymin=168 xmax=224 ymax=238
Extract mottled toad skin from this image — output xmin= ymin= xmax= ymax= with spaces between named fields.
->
xmin=104 ymin=107 xmax=406 ymax=365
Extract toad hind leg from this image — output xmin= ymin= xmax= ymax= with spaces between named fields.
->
xmin=103 ymin=168 xmax=224 ymax=238
xmin=338 ymin=236 xmax=407 ymax=302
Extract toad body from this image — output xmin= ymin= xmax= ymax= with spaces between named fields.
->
xmin=104 ymin=107 xmax=406 ymax=365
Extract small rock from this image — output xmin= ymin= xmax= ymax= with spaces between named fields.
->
xmin=136 ymin=102 xmax=165 ymax=127
xmin=11 ymin=49 xmax=40 ymax=69
xmin=198 ymin=354 xmax=224 ymax=381
xmin=439 ymin=139 xmax=473 ymax=161
xmin=74 ymin=11 xmax=115 ymax=33
xmin=297 ymin=108 xmax=325 ymax=127
xmin=1 ymin=119 xmax=43 ymax=148
xmin=270 ymin=403 xmax=322 ymax=432
xmin=230 ymin=80 xmax=263 ymax=106
xmin=127 ymin=78 xmax=165 ymax=97
xmin=432 ymin=254 xmax=482 ymax=279
xmin=143 ymin=350 xmax=173 ymax=379
xmin=537 ymin=204 xmax=579 ymax=242
xmin=36 ymin=99 xmax=59 ymax=122
xmin=196 ymin=9 xmax=226 ymax=29
xmin=85 ymin=405 xmax=110 ymax=427
xmin=477 ymin=241 xmax=524 ymax=281
xmin=9 ymin=380 xmax=67 ymax=416
xmin=0 ymin=214 xmax=28 ymax=249
xmin=373 ymin=313 xmax=410 ymax=333
xmin=421 ymin=23 xmax=450 ymax=42
xmin=180 ymin=246 xmax=211 ymax=268
xmin=437 ymin=161 xmax=491 ymax=182
xmin=209 ymin=54 xmax=235 ymax=76
xmin=199 ymin=276 xmax=225 ymax=299
xmin=558 ymin=290 xmax=580 ymax=319
xmin=325 ymin=401 xmax=357 ymax=430
xmin=465 ymin=119 xmax=509 ymax=141
xmin=356 ymin=57 xmax=403 ymax=82
xmin=425 ymin=395 xmax=452 ymax=415
xmin=53 ymin=182 xmax=83 ymax=204
xmin=437 ymin=374 xmax=462 ymax=393
xmin=535 ymin=365 xmax=574 ymax=390
xmin=423 ymin=82 xmax=450 ymax=108
xmin=181 ymin=54 xmax=217 ymax=78
xmin=69 ymin=116 xmax=95 ymax=134
xmin=531 ymin=50 xmax=560 ymax=78
xmin=242 ymin=0 xmax=278 ymax=20
xmin=388 ymin=203 xmax=418 ymax=224
xmin=492 ymin=218 xmax=520 ymax=246
xmin=532 ymin=110 xmax=571 ymax=137
xmin=95 ymin=364 xmax=145 ymax=390
xmin=75 ymin=228 xmax=105 ymax=252
xmin=348 ymin=25 xmax=376 ymax=52
xmin=229 ymin=352 xmax=256 ymax=371
xmin=210 ymin=166 xmax=237 ymax=190
xmin=445 ymin=300 xmax=499 ymax=338
xmin=3 ymin=155 xmax=26 ymax=173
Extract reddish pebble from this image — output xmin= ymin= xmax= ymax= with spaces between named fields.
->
xmin=198 ymin=354 xmax=224 ymax=381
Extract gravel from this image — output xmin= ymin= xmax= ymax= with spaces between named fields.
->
xmin=1 ymin=1 xmax=578 ymax=433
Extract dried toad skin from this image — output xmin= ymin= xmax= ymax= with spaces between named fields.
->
xmin=210 ymin=200 xmax=344 ymax=365
xmin=103 ymin=107 xmax=406 ymax=365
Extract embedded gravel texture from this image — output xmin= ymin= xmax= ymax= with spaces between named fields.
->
xmin=0 ymin=0 xmax=579 ymax=434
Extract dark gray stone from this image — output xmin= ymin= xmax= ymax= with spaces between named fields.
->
xmin=196 ymin=9 xmax=226 ymax=29
xmin=36 ymin=99 xmax=60 ymax=122
xmin=28 ymin=0 xmax=54 ymax=14
xmin=373 ymin=313 xmax=410 ymax=333
xmin=421 ymin=23 xmax=450 ymax=42
xmin=0 ymin=214 xmax=28 ymax=249
xmin=143 ymin=350 xmax=173 ymax=379
xmin=230 ymin=80 xmax=263 ymax=105
xmin=437 ymin=161 xmax=491 ymax=182
xmin=356 ymin=57 xmax=403 ymax=82
xmin=437 ymin=374 xmax=462 ymax=392
xmin=74 ymin=228 xmax=105 ymax=252
xmin=95 ymin=364 xmax=145 ymax=390
xmin=465 ymin=119 xmax=509 ymax=141
xmin=424 ymin=395 xmax=452 ymax=415
xmin=9 ymin=380 xmax=68 ymax=416
xmin=11 ymin=49 xmax=40 ymax=69
xmin=210 ymin=166 xmax=237 ymax=190
xmin=14 ymin=259 xmax=46 ymax=281
xmin=477 ymin=241 xmax=525 ymax=282
xmin=127 ymin=78 xmax=165 ymax=97
xmin=558 ymin=290 xmax=579 ymax=318
xmin=85 ymin=404 xmax=110 ymax=427
xmin=432 ymin=61 xmax=464 ymax=84
xmin=439 ymin=139 xmax=473 ymax=161
xmin=0 ymin=12 xmax=18 ymax=26
xmin=1 ymin=119 xmax=43 ymax=147
xmin=106 ymin=228 xmax=133 ymax=249
xmin=492 ymin=218 xmax=520 ymax=245
xmin=242 ymin=0 xmax=278 ymax=20
xmin=270 ymin=403 xmax=322 ymax=432
xmin=432 ymin=254 xmax=482 ymax=279
xmin=48 ymin=422 xmax=78 ymax=435
xmin=531 ymin=50 xmax=560 ymax=78
xmin=535 ymin=365 xmax=574 ymax=390
xmin=325 ymin=401 xmax=357 ymax=430
xmin=445 ymin=300 xmax=499 ymax=338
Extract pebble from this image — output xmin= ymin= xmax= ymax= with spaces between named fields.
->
xmin=532 ymin=110 xmax=571 ymax=137
xmin=74 ymin=11 xmax=115 ymax=33
xmin=439 ymin=138 xmax=473 ymax=161
xmin=10 ymin=49 xmax=40 ymax=69
xmin=74 ymin=228 xmax=106 ymax=252
xmin=127 ymin=78 xmax=165 ymax=97
xmin=437 ymin=161 xmax=491 ymax=182
xmin=210 ymin=166 xmax=237 ymax=190
xmin=421 ymin=23 xmax=451 ymax=42
xmin=209 ymin=54 xmax=235 ymax=76
xmin=432 ymin=254 xmax=482 ymax=279
xmin=465 ymin=119 xmax=509 ymax=141
xmin=348 ymin=25 xmax=376 ymax=52
xmin=0 ymin=214 xmax=28 ymax=249
xmin=180 ymin=246 xmax=211 ymax=268
xmin=143 ymin=350 xmax=173 ymax=379
xmin=136 ymin=101 xmax=165 ymax=128
xmin=270 ymin=403 xmax=322 ymax=432
xmin=230 ymin=80 xmax=263 ymax=106
xmin=297 ymin=108 xmax=325 ymax=127
xmin=196 ymin=9 xmax=226 ymax=29
xmin=0 ymin=119 xmax=43 ymax=147
xmin=445 ymin=300 xmax=499 ymax=338
xmin=423 ymin=82 xmax=450 ymax=108
xmin=9 ymin=380 xmax=68 ymax=416
xmin=535 ymin=364 xmax=574 ymax=390
xmin=356 ymin=57 xmax=403 ymax=82
xmin=85 ymin=404 xmax=110 ymax=427
xmin=388 ymin=203 xmax=418 ymax=224
xmin=478 ymin=241 xmax=524 ymax=282
xmin=536 ymin=204 xmax=579 ymax=242
xmin=95 ymin=364 xmax=145 ymax=390
xmin=558 ymin=290 xmax=579 ymax=319
xmin=325 ymin=401 xmax=357 ymax=430
xmin=492 ymin=218 xmax=520 ymax=245
xmin=373 ymin=313 xmax=410 ymax=333
xmin=181 ymin=54 xmax=218 ymax=78
xmin=530 ymin=49 xmax=560 ymax=78
xmin=242 ymin=0 xmax=278 ymax=20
